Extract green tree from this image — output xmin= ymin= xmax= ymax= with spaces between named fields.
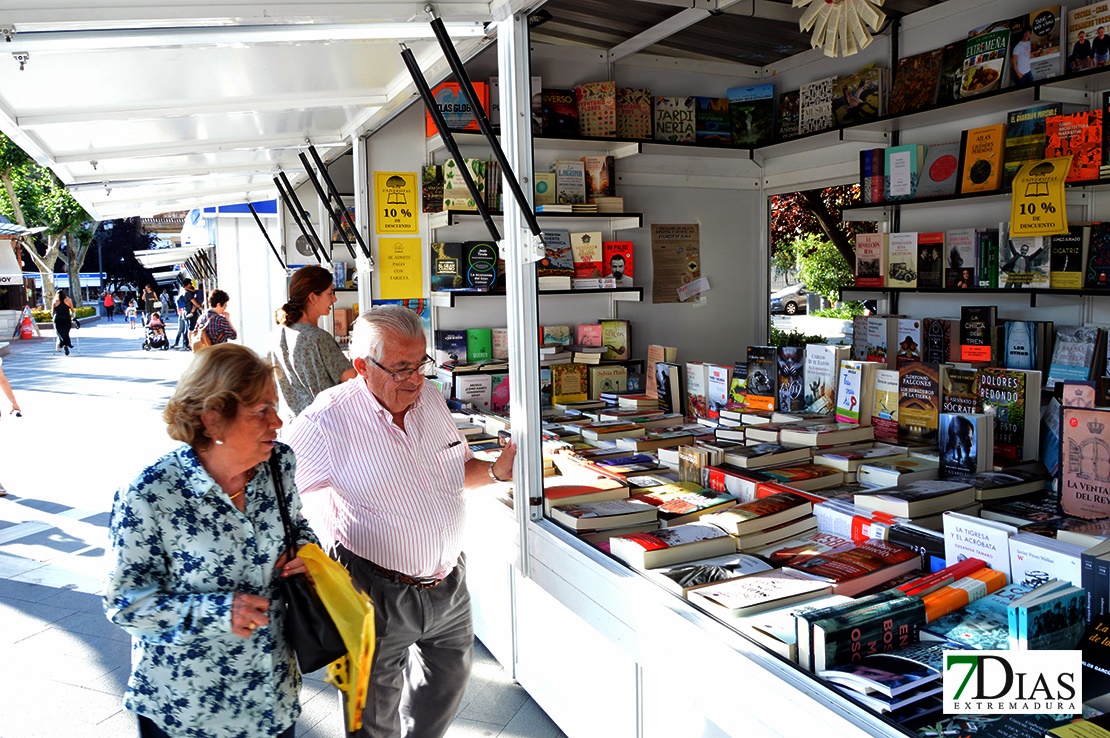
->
xmin=795 ymin=234 xmax=854 ymax=303
xmin=94 ymin=218 xmax=156 ymax=294
xmin=0 ymin=133 xmax=96 ymax=306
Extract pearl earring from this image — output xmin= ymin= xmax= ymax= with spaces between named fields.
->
xmin=214 ymin=439 xmax=224 ymax=445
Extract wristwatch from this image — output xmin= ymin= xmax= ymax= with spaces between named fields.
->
xmin=488 ymin=462 xmax=508 ymax=483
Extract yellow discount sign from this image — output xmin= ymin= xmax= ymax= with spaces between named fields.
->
xmin=1009 ymin=156 xmax=1071 ymax=237
xmin=373 ymin=172 xmax=418 ymax=234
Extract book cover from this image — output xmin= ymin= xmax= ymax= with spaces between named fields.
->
xmin=430 ymin=241 xmax=500 ymax=292
xmin=776 ymin=346 xmax=805 ymax=413
xmin=1008 ymin=532 xmax=1083 ymax=589
xmin=1045 ymin=109 xmax=1103 ymax=182
xmin=651 ymin=553 xmax=773 ymax=597
xmin=653 ymin=96 xmax=695 ymax=143
xmin=959 ymin=305 xmax=996 ymax=363
xmin=726 ymin=84 xmax=774 ymax=147
xmin=746 ymin=346 xmax=778 ymax=412
xmin=1003 ymin=321 xmax=1038 ymax=370
xmin=939 ymin=413 xmax=992 ymax=480
xmin=1000 ymin=236 xmax=1049 ymax=288
xmin=551 ymin=363 xmax=589 ymax=405
xmin=465 ymin=328 xmax=492 ymax=363
xmin=616 ymin=87 xmax=652 ymax=139
xmin=727 ymin=362 xmax=748 ymax=411
xmin=538 ymin=229 xmax=574 ymax=278
xmin=541 ymin=324 xmax=571 ymax=346
xmin=958 ymin=123 xmax=1006 ymax=193
xmin=1003 ymin=103 xmax=1062 ymax=187
xmin=551 ymin=160 xmax=586 ymax=204
xmin=915 ymin=143 xmax=961 ymax=199
xmin=549 ymin=498 xmax=658 ymax=532
xmin=573 ymin=80 xmax=616 ymax=137
xmin=1062 ymin=407 xmax=1110 ymax=519
xmin=1051 ymin=226 xmax=1087 ymax=289
xmin=940 ymin=365 xmax=980 ymax=414
xmin=706 ymin=364 xmax=730 ymax=420
xmin=540 ymin=88 xmax=579 ymax=137
xmin=425 ymin=81 xmax=488 ymax=136
xmin=835 ymin=360 xmax=878 ymax=426
xmin=455 ymin=373 xmax=492 ymax=411
xmin=570 ymin=231 xmax=603 ymax=279
xmin=889 ymin=49 xmax=943 ymax=116
xmin=960 ymin=20 xmax=1012 ymax=98
xmin=977 ymin=228 xmax=1001 ymax=288
xmin=1088 ymin=223 xmax=1110 ymax=288
xmin=689 ymin=568 xmax=832 ymax=618
xmin=775 ymin=89 xmax=800 ymax=141
xmin=979 ymin=367 xmax=1041 ymax=464
xmin=854 ymin=233 xmax=886 ymax=288
xmin=646 ymin=344 xmax=679 ymax=400
xmin=421 ymin=164 xmax=444 ymax=213
xmin=686 ymin=362 xmax=708 ymax=420
xmin=887 ymin=232 xmax=918 ymax=288
xmin=898 ymin=362 xmax=940 ymax=444
xmin=916 ymin=232 xmax=945 ymax=290
xmin=693 ymin=96 xmax=730 ymax=145
xmin=943 ymin=511 xmax=1017 ymax=579
xmin=442 ymin=157 xmax=487 ymax=211
xmin=491 ymin=329 xmax=508 ymax=362
xmin=799 ymin=76 xmax=835 ymax=136
xmin=804 ymin=344 xmax=847 ymax=415
xmin=1048 ymin=325 xmax=1102 ymax=386
xmin=895 ymin=318 xmax=922 ymax=367
xmin=600 ymin=319 xmax=630 ymax=361
xmin=588 ymin=365 xmax=628 ymax=401
xmin=922 ymin=317 xmax=957 ymax=364
xmin=884 ymin=145 xmax=921 ymax=202
xmin=1008 ymin=7 xmax=1063 ymax=85
xmin=533 ymin=172 xmax=556 ymax=206
xmin=856 ymin=479 xmax=972 ymax=518
xmin=831 ymin=63 xmax=882 ymax=126
xmin=809 ymin=585 xmax=926 ymax=669
xmin=921 ymin=582 xmax=1033 ymax=649
xmin=577 ymin=323 xmax=604 ymax=348
xmin=581 ymin=155 xmax=615 ymax=201
xmin=434 ymin=329 xmax=467 ymax=367
xmin=655 ymin=361 xmax=684 ymax=416
xmin=945 ymin=228 xmax=977 ymax=288
xmin=601 ymin=241 xmax=634 ymax=287
xmin=1013 ymin=582 xmax=1085 ymax=650
xmin=872 ymin=369 xmax=900 ymax=444
xmin=609 ymin=523 xmax=734 ymax=569
xmin=937 ymin=38 xmax=968 ymax=105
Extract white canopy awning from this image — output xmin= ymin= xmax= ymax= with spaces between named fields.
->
xmin=0 ymin=242 xmax=23 ymax=286
xmin=0 ymin=1 xmax=513 ymax=219
xmin=134 ymin=245 xmax=212 ymax=269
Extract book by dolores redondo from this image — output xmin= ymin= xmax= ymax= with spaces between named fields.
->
xmin=979 ymin=367 xmax=1042 ymax=465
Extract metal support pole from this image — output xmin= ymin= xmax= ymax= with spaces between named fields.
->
xmin=247 ymin=202 xmax=287 ymax=269
xmin=308 ymin=145 xmax=373 ymax=262
xmin=399 ymin=43 xmax=501 ymax=243
xmin=273 ymin=173 xmax=328 ymax=264
xmin=299 ymin=152 xmax=358 ymax=261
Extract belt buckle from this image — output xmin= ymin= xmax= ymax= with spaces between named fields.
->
xmin=412 ymin=576 xmax=441 ymax=589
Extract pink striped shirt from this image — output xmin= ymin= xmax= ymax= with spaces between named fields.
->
xmin=288 ymin=377 xmax=472 ymax=579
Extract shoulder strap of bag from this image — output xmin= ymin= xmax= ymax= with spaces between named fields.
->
xmin=269 ymin=454 xmax=297 ymax=563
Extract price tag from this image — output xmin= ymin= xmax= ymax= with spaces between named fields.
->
xmin=374 ymin=172 xmax=419 ymax=234
xmin=1009 ymin=156 xmax=1071 ymax=236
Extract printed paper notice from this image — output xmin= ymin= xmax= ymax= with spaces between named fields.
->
xmin=377 ymin=237 xmax=423 ymax=299
xmin=1010 ymin=157 xmax=1070 ymax=236
xmin=651 ymin=223 xmax=701 ymax=304
xmin=374 ymin=172 xmax=419 ymax=234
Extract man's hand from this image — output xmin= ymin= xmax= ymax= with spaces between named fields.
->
xmin=491 ymin=440 xmax=517 ymax=482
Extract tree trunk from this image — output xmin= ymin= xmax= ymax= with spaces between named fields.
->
xmin=21 ymin=233 xmax=63 ymax=307
xmin=66 ymin=228 xmax=96 ymax=308
xmin=798 ymin=190 xmax=855 ymax=270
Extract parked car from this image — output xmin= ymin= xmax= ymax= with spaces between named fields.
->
xmin=770 ymin=284 xmax=809 ymax=315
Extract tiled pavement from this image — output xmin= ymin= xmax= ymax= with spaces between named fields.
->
xmin=0 ymin=320 xmax=565 ymax=738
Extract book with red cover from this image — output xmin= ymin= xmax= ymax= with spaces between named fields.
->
xmin=424 ymin=82 xmax=489 ymax=137
xmin=784 ymin=539 xmax=920 ymax=596
xmin=1045 ymin=109 xmax=1103 ymax=183
xmin=602 ymin=241 xmax=635 ymax=286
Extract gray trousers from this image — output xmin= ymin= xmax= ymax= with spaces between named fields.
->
xmin=334 ymin=543 xmax=473 ymax=738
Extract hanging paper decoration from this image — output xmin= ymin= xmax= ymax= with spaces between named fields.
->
xmin=794 ymin=0 xmax=886 ymax=57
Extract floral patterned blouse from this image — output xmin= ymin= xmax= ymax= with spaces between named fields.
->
xmin=104 ymin=441 xmax=318 ymax=738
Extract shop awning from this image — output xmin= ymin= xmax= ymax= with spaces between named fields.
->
xmin=0 ymin=241 xmax=23 ymax=286
xmin=133 ymin=245 xmax=212 ymax=270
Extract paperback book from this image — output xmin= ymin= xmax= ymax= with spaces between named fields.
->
xmin=726 ymin=84 xmax=775 ymax=147
xmin=653 ymin=96 xmax=695 ymax=143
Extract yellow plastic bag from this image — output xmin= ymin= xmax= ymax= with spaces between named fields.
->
xmin=297 ymin=543 xmax=375 ymax=733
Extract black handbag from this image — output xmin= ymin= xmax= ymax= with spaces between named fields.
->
xmin=270 ymin=455 xmax=347 ymax=673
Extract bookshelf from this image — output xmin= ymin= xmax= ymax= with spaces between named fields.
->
xmin=428 ymin=209 xmax=643 ymax=231
xmin=430 ymin=287 xmax=643 ymax=308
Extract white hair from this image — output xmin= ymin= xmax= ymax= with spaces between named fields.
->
xmin=350 ymin=305 xmax=426 ymax=362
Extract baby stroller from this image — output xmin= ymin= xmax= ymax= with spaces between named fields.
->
xmin=143 ymin=310 xmax=169 ymax=351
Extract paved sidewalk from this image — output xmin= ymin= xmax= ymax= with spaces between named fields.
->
xmin=0 ymin=322 xmax=563 ymax=738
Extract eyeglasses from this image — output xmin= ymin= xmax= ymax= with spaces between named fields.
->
xmin=370 ymin=355 xmax=435 ymax=383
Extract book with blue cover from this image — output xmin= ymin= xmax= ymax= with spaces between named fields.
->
xmin=920 ymin=582 xmax=1033 ymax=649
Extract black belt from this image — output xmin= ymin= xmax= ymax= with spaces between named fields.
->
xmin=366 ymin=559 xmax=444 ymax=589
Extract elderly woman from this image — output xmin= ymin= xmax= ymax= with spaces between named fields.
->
xmin=104 ymin=343 xmax=318 ymax=738
xmin=269 ymin=265 xmax=356 ymax=423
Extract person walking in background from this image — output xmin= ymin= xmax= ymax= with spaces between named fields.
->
xmin=104 ymin=343 xmax=317 ymax=738
xmin=53 ymin=289 xmax=76 ymax=355
xmin=158 ymin=288 xmax=169 ymax=320
xmin=125 ymin=300 xmax=138 ymax=330
xmin=103 ymin=290 xmax=115 ymax=321
xmin=173 ymin=280 xmax=203 ymax=350
xmin=172 ymin=288 xmax=188 ymax=348
xmin=268 ymin=265 xmax=356 ymax=423
xmin=0 ymin=355 xmax=22 ymax=496
xmin=288 ymin=305 xmax=517 ymax=738
xmin=139 ymin=284 xmax=156 ymax=320
xmin=201 ymin=289 xmax=238 ymax=345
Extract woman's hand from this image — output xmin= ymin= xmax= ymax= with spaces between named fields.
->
xmin=275 ymin=553 xmax=312 ymax=581
xmin=231 ymin=592 xmax=270 ymax=638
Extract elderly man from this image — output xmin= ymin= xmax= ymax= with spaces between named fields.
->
xmin=288 ymin=305 xmax=516 ymax=738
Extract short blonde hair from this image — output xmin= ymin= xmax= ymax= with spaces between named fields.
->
xmin=163 ymin=343 xmax=274 ymax=449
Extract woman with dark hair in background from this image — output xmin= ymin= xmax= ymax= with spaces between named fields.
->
xmin=268 ymin=265 xmax=356 ymax=423
xmin=105 ymin=343 xmax=317 ymax=738
xmin=52 ymin=288 xmax=76 ymax=356
xmin=201 ymin=289 xmax=238 ymax=345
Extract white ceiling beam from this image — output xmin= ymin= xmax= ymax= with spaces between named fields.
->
xmin=19 ymin=92 xmax=390 ymax=127
xmin=68 ymin=161 xmax=303 ymax=184
xmin=0 ymin=5 xmax=493 ymax=33
xmin=608 ymin=8 xmax=710 ymax=62
xmin=3 ymin=21 xmax=485 ymax=53
xmin=83 ymin=182 xmax=280 ymax=208
xmin=722 ymin=0 xmax=803 ymax=24
xmin=51 ymin=135 xmax=348 ymax=165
